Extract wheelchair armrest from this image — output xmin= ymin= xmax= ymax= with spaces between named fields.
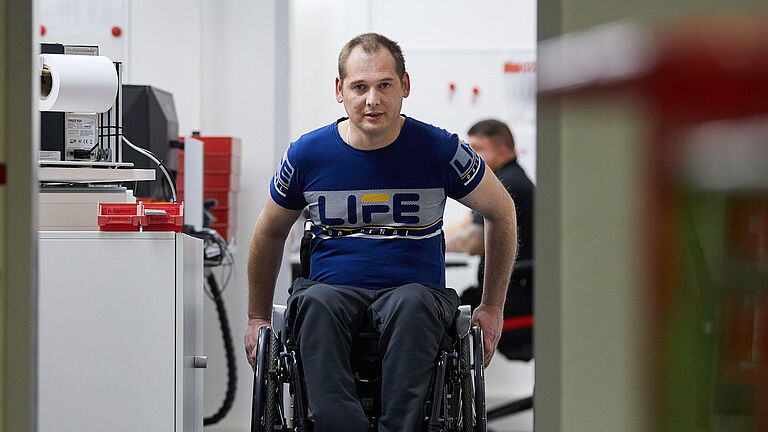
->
xmin=272 ymin=304 xmax=287 ymax=342
xmin=454 ymin=304 xmax=472 ymax=339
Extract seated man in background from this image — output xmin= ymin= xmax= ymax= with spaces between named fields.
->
xmin=446 ymin=119 xmax=534 ymax=360
xmin=245 ymin=34 xmax=518 ymax=432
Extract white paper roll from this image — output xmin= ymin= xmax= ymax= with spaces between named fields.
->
xmin=39 ymin=54 xmax=118 ymax=113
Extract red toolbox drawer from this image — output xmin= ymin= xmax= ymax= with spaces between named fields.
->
xmin=204 ymin=190 xmax=238 ymax=209
xmin=177 ymin=172 xmax=240 ymax=192
xmin=178 ymin=190 xmax=238 ymax=211
xmin=179 ymin=151 xmax=241 ymax=174
xmin=179 ymin=136 xmax=241 ymax=156
xmin=210 ymin=207 xmax=237 ymax=225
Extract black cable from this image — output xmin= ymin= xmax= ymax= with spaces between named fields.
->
xmin=122 ymin=136 xmax=177 ymax=202
xmin=203 ymin=272 xmax=238 ymax=425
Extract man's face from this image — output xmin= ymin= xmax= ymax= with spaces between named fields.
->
xmin=335 ymin=47 xmax=410 ymax=139
xmin=468 ymin=135 xmax=505 ymax=171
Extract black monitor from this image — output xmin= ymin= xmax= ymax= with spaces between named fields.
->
xmin=122 ymin=84 xmax=179 ymax=200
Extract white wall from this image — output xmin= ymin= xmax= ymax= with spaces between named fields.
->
xmin=127 ymin=0 xmax=202 ymax=135
xmin=288 ymin=0 xmax=351 ymax=136
xmin=39 ymin=0 xmax=128 ymax=62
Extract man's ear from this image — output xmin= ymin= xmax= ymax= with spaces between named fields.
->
xmin=335 ymin=77 xmax=343 ymax=103
xmin=402 ymin=72 xmax=411 ymax=98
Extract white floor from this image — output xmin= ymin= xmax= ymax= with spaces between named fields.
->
xmin=484 ymin=356 xmax=534 ymax=432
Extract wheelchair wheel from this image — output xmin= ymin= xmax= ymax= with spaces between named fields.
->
xmin=459 ymin=335 xmax=474 ymax=432
xmin=251 ymin=326 xmax=279 ymax=432
xmin=471 ymin=326 xmax=487 ymax=432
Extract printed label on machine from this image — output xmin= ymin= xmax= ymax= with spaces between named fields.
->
xmin=65 ymin=114 xmax=98 ymax=160
xmin=39 ymin=151 xmax=61 ymax=161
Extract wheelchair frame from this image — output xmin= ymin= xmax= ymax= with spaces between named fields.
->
xmin=251 ymin=304 xmax=488 ymax=432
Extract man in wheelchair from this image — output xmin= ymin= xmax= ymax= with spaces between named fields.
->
xmin=245 ymin=33 xmax=518 ymax=432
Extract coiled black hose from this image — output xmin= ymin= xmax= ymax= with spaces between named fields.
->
xmin=203 ymin=273 xmax=237 ymax=425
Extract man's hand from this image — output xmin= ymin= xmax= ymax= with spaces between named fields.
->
xmin=244 ymin=318 xmax=272 ymax=370
xmin=471 ymin=304 xmax=503 ymax=368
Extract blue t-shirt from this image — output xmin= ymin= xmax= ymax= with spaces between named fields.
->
xmin=270 ymin=116 xmax=485 ymax=289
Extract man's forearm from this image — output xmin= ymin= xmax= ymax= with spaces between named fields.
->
xmin=247 ymin=228 xmax=288 ymax=321
xmin=481 ymin=213 xmax=517 ymax=308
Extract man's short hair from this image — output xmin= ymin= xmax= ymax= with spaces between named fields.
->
xmin=338 ymin=33 xmax=406 ymax=84
xmin=468 ymin=119 xmax=516 ymax=152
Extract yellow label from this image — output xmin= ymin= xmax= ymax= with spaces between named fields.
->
xmin=361 ymin=193 xmax=390 ymax=203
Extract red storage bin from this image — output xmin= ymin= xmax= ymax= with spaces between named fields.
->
xmin=180 ymin=152 xmax=240 ymax=174
xmin=177 ymin=136 xmax=241 ymax=240
xmin=205 ymin=172 xmax=239 ymax=190
xmin=203 ymin=190 xmax=238 ymax=209
xmin=176 ymin=190 xmax=238 ymax=209
xmin=176 ymin=172 xmax=240 ymax=192
xmin=179 ymin=136 xmax=241 ymax=156
xmin=208 ymin=154 xmax=240 ymax=173
xmin=143 ymin=202 xmax=184 ymax=232
xmin=210 ymin=207 xmax=236 ymax=225
xmin=97 ymin=202 xmax=145 ymax=231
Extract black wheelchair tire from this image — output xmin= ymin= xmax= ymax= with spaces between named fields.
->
xmin=471 ymin=326 xmax=487 ymax=432
xmin=251 ymin=326 xmax=277 ymax=432
xmin=265 ymin=329 xmax=279 ymax=431
xmin=460 ymin=335 xmax=474 ymax=432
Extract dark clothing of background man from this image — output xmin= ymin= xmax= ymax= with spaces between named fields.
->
xmin=472 ymin=158 xmax=534 ymax=360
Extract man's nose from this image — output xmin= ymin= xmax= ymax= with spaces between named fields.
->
xmin=366 ymin=88 xmax=380 ymax=106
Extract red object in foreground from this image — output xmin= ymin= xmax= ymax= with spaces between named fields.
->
xmin=97 ymin=202 xmax=145 ymax=232
xmin=143 ymin=202 xmax=184 ymax=232
xmin=97 ymin=202 xmax=183 ymax=232
xmin=111 ymin=26 xmax=122 ymax=37
xmin=503 ymin=315 xmax=533 ymax=332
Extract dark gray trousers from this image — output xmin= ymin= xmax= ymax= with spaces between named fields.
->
xmin=286 ymin=278 xmax=460 ymax=432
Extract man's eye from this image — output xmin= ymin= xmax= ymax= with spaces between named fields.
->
xmin=380 ymin=83 xmax=391 ymax=89
xmin=354 ymin=84 xmax=366 ymax=91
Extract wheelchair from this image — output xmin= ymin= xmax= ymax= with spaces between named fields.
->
xmin=251 ymin=302 xmax=488 ymax=432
